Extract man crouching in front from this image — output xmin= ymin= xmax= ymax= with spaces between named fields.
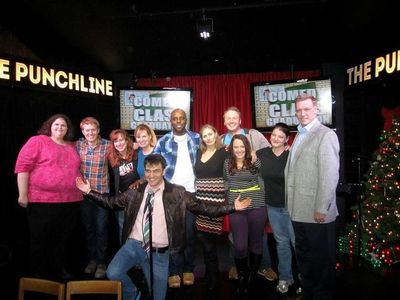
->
xmin=76 ymin=153 xmax=250 ymax=300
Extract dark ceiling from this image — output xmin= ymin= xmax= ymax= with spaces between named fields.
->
xmin=1 ymin=0 xmax=397 ymax=77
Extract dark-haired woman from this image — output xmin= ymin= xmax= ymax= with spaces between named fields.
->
xmin=15 ymin=114 xmax=82 ymax=280
xmin=223 ymin=134 xmax=267 ymax=294
xmin=257 ymin=122 xmax=296 ymax=294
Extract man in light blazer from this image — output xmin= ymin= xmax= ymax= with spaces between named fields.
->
xmin=285 ymin=94 xmax=340 ymax=300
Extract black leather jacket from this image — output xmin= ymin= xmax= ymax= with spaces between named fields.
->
xmin=87 ymin=179 xmax=235 ymax=254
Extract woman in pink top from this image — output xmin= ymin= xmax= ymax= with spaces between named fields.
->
xmin=15 ymin=114 xmax=83 ymax=281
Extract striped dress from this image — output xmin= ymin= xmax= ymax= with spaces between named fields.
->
xmin=223 ymin=158 xmax=265 ymax=209
xmin=194 ymin=148 xmax=227 ymax=234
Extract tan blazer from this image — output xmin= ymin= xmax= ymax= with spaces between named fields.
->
xmin=285 ymin=120 xmax=340 ymax=223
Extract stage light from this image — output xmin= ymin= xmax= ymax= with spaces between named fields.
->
xmin=197 ymin=15 xmax=213 ymax=40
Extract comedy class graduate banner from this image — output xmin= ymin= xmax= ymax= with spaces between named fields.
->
xmin=252 ymin=78 xmax=333 ymax=129
xmin=119 ymin=89 xmax=192 ymax=131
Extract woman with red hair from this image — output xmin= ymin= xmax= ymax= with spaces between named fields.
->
xmin=107 ymin=129 xmax=140 ymax=241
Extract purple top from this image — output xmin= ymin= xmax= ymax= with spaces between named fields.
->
xmin=15 ymin=135 xmax=83 ymax=203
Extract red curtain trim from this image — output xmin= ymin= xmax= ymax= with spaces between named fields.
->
xmin=137 ymin=70 xmax=321 ymax=136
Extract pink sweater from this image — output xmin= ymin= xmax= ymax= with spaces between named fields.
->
xmin=15 ymin=135 xmax=83 ymax=203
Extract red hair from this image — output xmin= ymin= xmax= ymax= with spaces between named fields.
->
xmin=107 ymin=129 xmax=137 ymax=167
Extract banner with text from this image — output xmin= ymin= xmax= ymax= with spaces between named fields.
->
xmin=0 ymin=57 xmax=113 ymax=96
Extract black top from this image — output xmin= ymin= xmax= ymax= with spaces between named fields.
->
xmin=113 ymin=158 xmax=140 ymax=194
xmin=194 ymin=147 xmax=227 ymax=178
xmin=257 ymin=147 xmax=289 ymax=208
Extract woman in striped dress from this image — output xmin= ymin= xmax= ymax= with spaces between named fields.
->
xmin=223 ymin=134 xmax=267 ymax=295
xmin=194 ymin=124 xmax=228 ymax=295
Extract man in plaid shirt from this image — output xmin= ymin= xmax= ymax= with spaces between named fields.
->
xmin=76 ymin=117 xmax=110 ymax=279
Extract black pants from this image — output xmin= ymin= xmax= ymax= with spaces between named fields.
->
xmin=292 ymin=221 xmax=336 ymax=300
xmin=197 ymin=231 xmax=219 ymax=288
xmin=27 ymin=202 xmax=79 ymax=277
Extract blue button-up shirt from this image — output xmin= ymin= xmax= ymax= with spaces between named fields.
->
xmin=290 ymin=118 xmax=318 ymax=163
xmin=153 ymin=130 xmax=200 ymax=181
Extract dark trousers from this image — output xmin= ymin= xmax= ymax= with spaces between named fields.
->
xmin=229 ymin=207 xmax=267 ymax=258
xmin=27 ymin=202 xmax=79 ymax=277
xmin=169 ymin=209 xmax=197 ymax=275
xmin=197 ymin=231 xmax=219 ymax=288
xmin=80 ymin=196 xmax=109 ymax=264
xmin=292 ymin=221 xmax=336 ymax=300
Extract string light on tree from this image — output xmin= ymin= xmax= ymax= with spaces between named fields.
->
xmin=339 ymin=117 xmax=400 ymax=268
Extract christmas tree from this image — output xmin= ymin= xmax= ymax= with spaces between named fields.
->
xmin=339 ymin=117 xmax=400 ymax=268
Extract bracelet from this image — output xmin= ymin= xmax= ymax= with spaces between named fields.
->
xmin=85 ymin=188 xmax=91 ymax=195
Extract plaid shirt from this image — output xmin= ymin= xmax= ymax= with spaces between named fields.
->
xmin=153 ymin=130 xmax=200 ymax=181
xmin=76 ymin=137 xmax=110 ymax=193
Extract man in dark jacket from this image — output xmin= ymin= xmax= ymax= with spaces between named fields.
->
xmin=76 ymin=153 xmax=250 ymax=300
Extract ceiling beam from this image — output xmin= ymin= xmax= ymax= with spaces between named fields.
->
xmin=114 ymin=0 xmax=328 ymax=19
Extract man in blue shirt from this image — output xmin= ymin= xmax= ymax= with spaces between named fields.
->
xmin=153 ymin=108 xmax=200 ymax=288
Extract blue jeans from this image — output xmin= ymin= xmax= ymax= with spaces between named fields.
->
xmin=267 ymin=205 xmax=295 ymax=281
xmin=80 ymin=197 xmax=108 ymax=263
xmin=107 ymin=239 xmax=169 ymax=300
xmin=169 ymin=210 xmax=196 ymax=275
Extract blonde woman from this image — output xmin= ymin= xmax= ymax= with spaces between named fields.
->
xmin=134 ymin=123 xmax=157 ymax=179
xmin=194 ymin=124 xmax=227 ymax=294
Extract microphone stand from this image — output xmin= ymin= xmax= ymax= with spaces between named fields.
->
xmin=148 ymin=201 xmax=154 ymax=300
